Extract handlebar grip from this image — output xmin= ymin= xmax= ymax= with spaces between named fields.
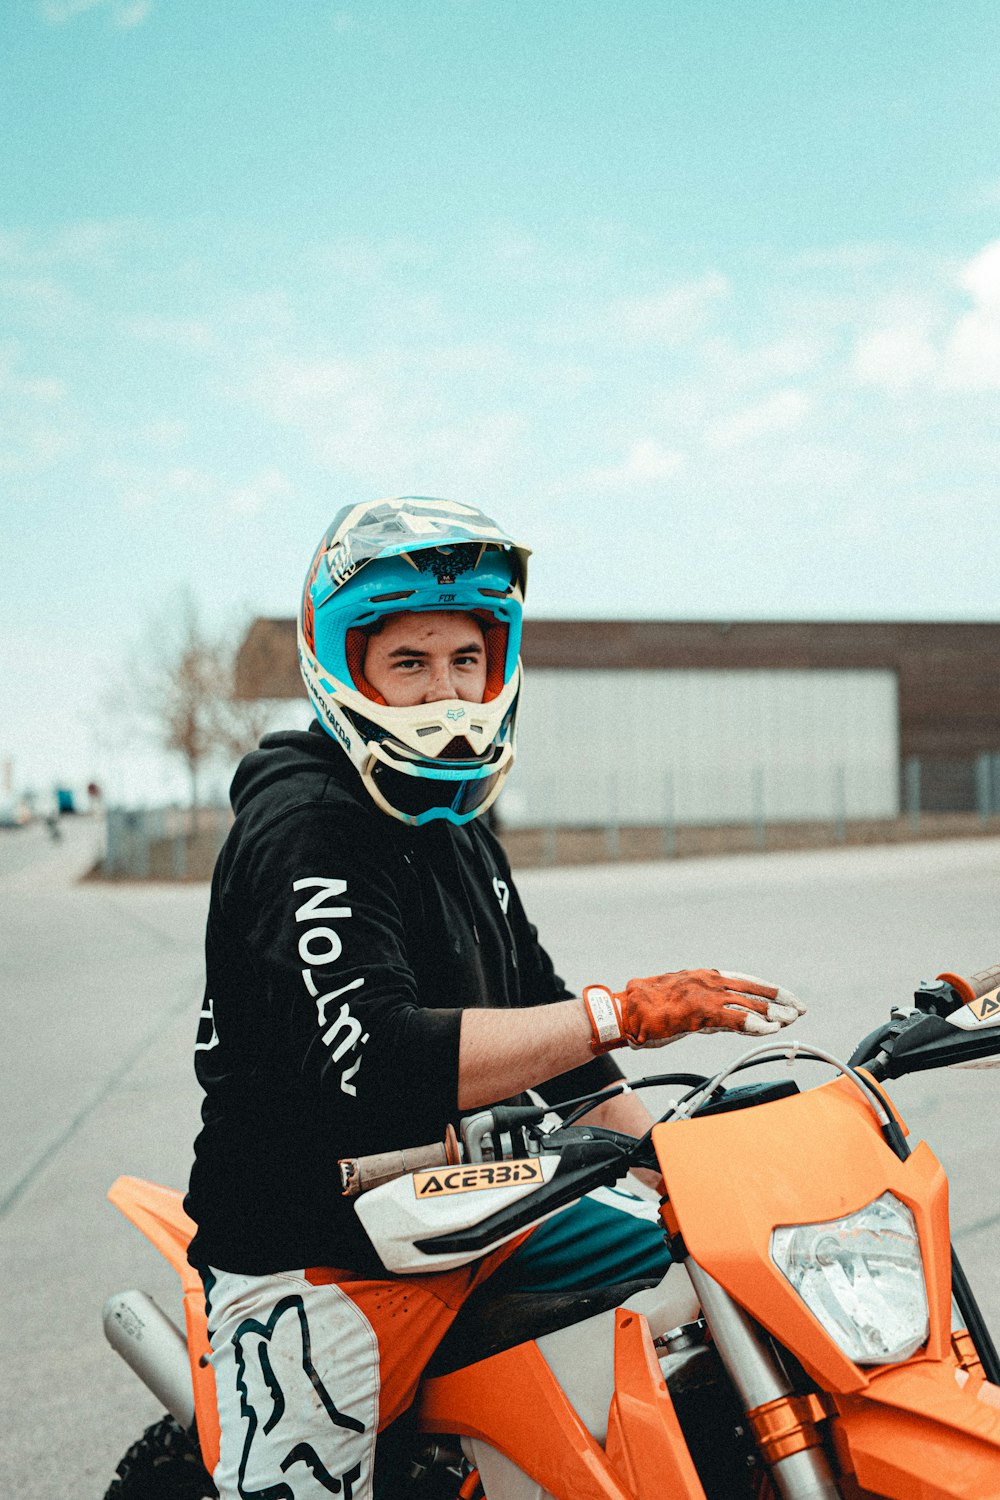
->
xmin=340 ymin=1125 xmax=460 ymax=1197
xmin=967 ymin=965 xmax=1000 ymax=999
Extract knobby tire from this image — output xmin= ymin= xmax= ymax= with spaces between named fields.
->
xmin=102 ymin=1414 xmax=217 ymax=1500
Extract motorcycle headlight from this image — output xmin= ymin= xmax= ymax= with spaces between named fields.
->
xmin=770 ymin=1192 xmax=929 ymax=1365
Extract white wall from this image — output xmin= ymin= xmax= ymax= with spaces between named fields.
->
xmin=500 ymin=669 xmax=899 ymax=827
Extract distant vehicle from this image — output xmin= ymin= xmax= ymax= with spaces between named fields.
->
xmin=0 ymin=799 xmax=28 ymax=829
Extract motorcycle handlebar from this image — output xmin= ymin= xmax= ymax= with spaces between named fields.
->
xmin=342 ymin=966 xmax=1000 ymax=1196
xmin=340 ymin=1124 xmax=460 ymax=1197
xmin=967 ymin=964 xmax=1000 ymax=999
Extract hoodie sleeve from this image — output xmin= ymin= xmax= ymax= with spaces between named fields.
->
xmin=218 ymin=802 xmax=464 ymax=1150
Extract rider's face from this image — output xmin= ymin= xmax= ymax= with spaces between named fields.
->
xmin=364 ymin=612 xmax=488 ymax=708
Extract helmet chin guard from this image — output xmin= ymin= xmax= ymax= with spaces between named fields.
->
xmin=298 ymin=497 xmax=529 ymax=826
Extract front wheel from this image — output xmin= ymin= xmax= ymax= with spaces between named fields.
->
xmin=102 ymin=1414 xmax=216 ymax=1499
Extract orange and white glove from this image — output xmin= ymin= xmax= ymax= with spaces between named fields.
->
xmin=582 ymin=969 xmax=806 ymax=1053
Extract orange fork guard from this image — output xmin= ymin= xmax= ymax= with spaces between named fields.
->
xmin=107 ymin=1176 xmax=221 ymax=1476
xmin=419 ymin=1306 xmax=707 ymax=1500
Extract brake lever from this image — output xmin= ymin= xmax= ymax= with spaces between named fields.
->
xmin=542 ymin=1123 xmax=657 ymax=1171
xmin=849 ymin=978 xmax=968 ymax=1080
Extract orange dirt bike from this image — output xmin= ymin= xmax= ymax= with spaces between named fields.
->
xmin=102 ymin=964 xmax=1000 ymax=1499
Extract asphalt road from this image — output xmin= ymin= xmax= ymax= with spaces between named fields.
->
xmin=3 ymin=817 xmax=1000 ymax=1496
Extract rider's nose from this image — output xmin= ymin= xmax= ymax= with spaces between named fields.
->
xmin=423 ymin=663 xmax=455 ymax=701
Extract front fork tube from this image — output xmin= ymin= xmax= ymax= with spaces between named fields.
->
xmin=686 ymin=1261 xmax=841 ymax=1500
xmin=951 ymin=1245 xmax=1000 ymax=1383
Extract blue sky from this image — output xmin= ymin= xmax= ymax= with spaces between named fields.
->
xmin=3 ymin=0 xmax=1000 ymax=799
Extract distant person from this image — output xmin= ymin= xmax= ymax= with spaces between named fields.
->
xmin=184 ymin=496 xmax=805 ymax=1499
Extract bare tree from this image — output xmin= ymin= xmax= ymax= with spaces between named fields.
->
xmin=210 ymin=633 xmax=282 ymax=763
xmin=113 ymin=592 xmax=283 ymax=815
xmin=113 ymin=587 xmax=225 ymax=816
xmin=159 ymin=591 xmax=224 ymax=813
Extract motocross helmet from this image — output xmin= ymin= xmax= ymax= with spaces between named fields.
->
xmin=298 ymin=496 xmax=530 ymax=826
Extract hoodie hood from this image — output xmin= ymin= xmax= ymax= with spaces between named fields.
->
xmin=230 ymin=722 xmax=350 ymax=817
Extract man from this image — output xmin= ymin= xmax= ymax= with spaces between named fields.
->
xmin=185 ymin=496 xmax=804 ymax=1499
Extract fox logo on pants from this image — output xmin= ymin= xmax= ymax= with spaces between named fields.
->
xmin=233 ymin=1293 xmax=366 ymax=1497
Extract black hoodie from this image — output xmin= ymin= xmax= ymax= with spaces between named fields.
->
xmin=185 ymin=724 xmax=621 ymax=1275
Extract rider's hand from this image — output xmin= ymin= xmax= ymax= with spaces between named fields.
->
xmin=582 ymin=969 xmax=805 ymax=1053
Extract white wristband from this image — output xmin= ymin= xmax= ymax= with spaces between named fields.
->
xmin=582 ymin=985 xmax=625 ymax=1054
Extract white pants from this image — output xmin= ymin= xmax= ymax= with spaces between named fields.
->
xmin=205 ymin=1268 xmax=380 ymax=1499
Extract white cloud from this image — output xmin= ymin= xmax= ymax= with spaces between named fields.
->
xmin=542 ymin=273 xmax=730 ymax=347
xmin=941 ymin=313 xmax=1000 ymax=389
xmin=580 ymin=440 xmax=685 ymax=492
xmin=853 ymin=327 xmax=938 ymax=391
xmin=125 ymin=314 xmax=218 ymax=352
xmin=600 ymin=274 xmax=731 ymax=346
xmin=707 ymin=389 xmax=812 ymax=448
xmin=97 ymin=459 xmax=219 ymax=514
xmin=699 ymin=334 xmax=829 ymax=386
xmin=0 ymin=276 xmax=85 ymax=330
xmin=968 ymin=179 xmax=1000 ymax=212
xmin=846 ymin=247 xmax=1000 ymax=393
xmin=0 ymin=349 xmax=67 ymax=403
xmin=304 ymin=236 xmax=435 ymax=285
xmin=136 ymin=419 xmax=189 ymax=449
xmin=788 ymin=243 xmax=902 ymax=273
xmin=95 ymin=457 xmax=295 ymax=523
xmin=40 ymin=0 xmax=152 ymax=24
xmin=228 ymin=468 xmax=293 ymax=517
xmin=246 ymin=350 xmax=528 ymax=490
xmin=114 ymin=0 xmax=151 ymax=26
xmin=0 ymin=220 xmax=129 ymax=269
xmin=249 ymin=354 xmax=356 ymax=416
xmin=939 ymin=239 xmax=1000 ymax=390
xmin=960 ymin=240 xmax=1000 ymax=310
xmin=0 ymin=416 xmax=82 ymax=473
xmin=0 ymin=347 xmax=77 ymax=474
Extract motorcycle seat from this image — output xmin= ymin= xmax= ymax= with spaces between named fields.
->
xmin=425 ymin=1272 xmax=662 ymax=1376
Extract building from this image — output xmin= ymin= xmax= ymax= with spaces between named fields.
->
xmin=236 ymin=619 xmax=1000 ymax=828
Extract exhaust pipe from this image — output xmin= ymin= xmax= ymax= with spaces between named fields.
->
xmin=103 ymin=1290 xmax=196 ymax=1432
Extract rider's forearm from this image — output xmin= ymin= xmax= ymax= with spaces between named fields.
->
xmin=457 ymin=999 xmax=594 ymax=1109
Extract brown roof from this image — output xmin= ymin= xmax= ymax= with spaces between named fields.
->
xmin=237 ymin=617 xmax=1000 ymax=760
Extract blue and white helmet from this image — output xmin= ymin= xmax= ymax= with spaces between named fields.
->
xmin=298 ymin=496 xmax=529 ymax=826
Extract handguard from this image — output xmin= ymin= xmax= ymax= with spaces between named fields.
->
xmin=352 ymin=1152 xmax=565 ymax=1273
xmin=348 ymin=1122 xmax=642 ymax=1274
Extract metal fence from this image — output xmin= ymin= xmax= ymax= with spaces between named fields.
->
xmin=904 ymin=754 xmax=1000 ymax=820
xmin=495 ymin=752 xmax=1000 ymax=865
xmin=99 ymin=753 xmax=1000 ymax=878
xmin=102 ymin=804 xmax=231 ymax=879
